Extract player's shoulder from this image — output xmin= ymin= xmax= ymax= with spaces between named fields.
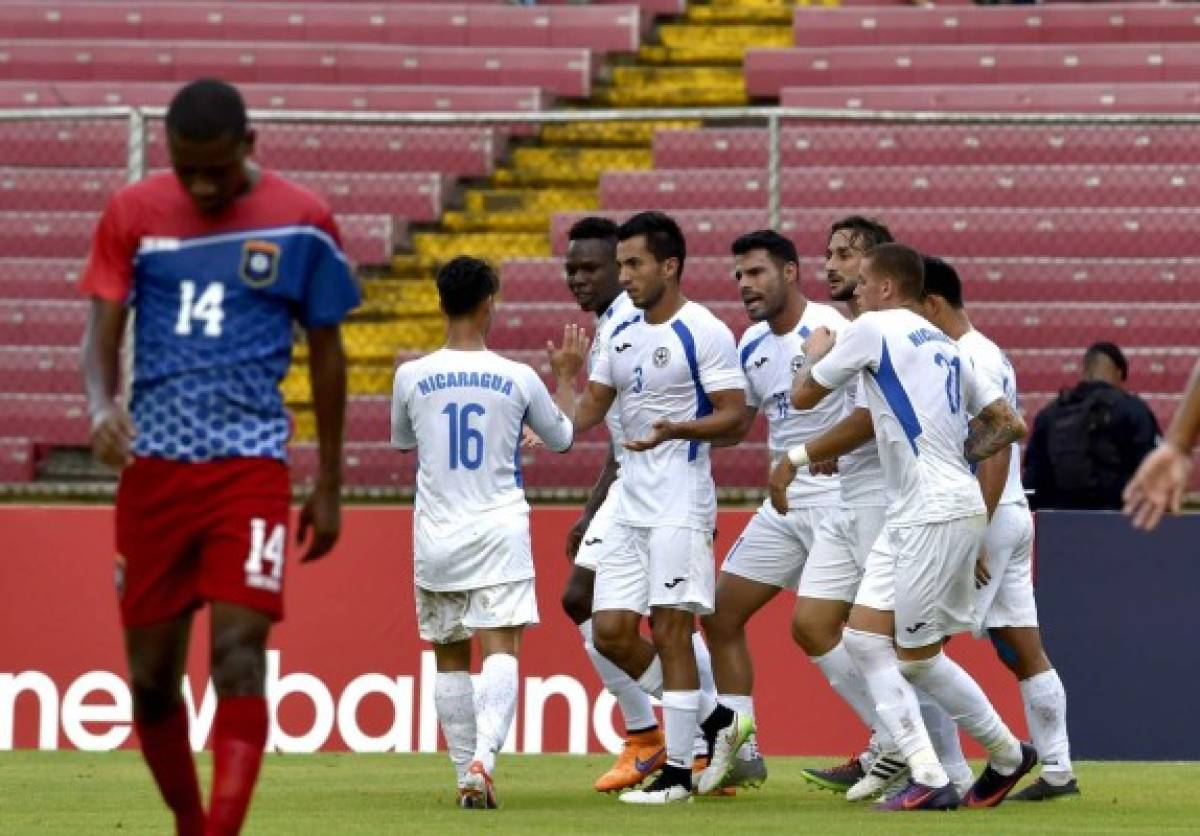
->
xmin=737 ymin=321 xmax=772 ymax=367
xmin=599 ymin=293 xmax=638 ymax=339
xmin=104 ymin=170 xmax=183 ymax=217
xmin=677 ymin=300 xmax=734 ymax=340
xmin=803 ymin=300 xmax=851 ymax=330
xmin=259 ymin=170 xmax=333 ymax=217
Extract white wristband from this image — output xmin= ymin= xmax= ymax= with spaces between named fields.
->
xmin=787 ymin=444 xmax=810 ymax=468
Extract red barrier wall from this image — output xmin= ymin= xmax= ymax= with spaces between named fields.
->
xmin=0 ymin=506 xmax=1025 ymax=755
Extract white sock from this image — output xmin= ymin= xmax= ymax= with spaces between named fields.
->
xmin=662 ymin=690 xmax=700 ymax=773
xmin=843 ymin=628 xmax=948 ymax=788
xmin=917 ymin=688 xmax=971 ymax=787
xmin=900 ymin=653 xmax=1023 ymax=775
xmin=580 ymin=620 xmax=658 ymax=733
xmin=811 ymin=641 xmax=896 ymax=752
xmin=692 ymin=632 xmax=717 ymax=700
xmin=1021 ymin=669 xmax=1073 ymax=783
xmin=636 ymin=656 xmax=663 ymax=700
xmin=434 ymin=671 xmax=476 ymax=783
xmin=472 ymin=653 xmax=518 ymax=775
xmin=721 ymin=694 xmax=758 ymax=760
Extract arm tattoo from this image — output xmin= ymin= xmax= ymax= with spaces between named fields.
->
xmin=965 ymin=401 xmax=1026 ymax=463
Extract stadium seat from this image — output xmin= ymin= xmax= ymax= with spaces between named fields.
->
xmin=0 ymin=120 xmax=129 ymax=168
xmin=290 ymin=442 xmax=415 ymax=488
xmin=0 ymin=300 xmax=87 ymax=347
xmin=1009 ymin=348 xmax=1200 ymax=394
xmin=969 ymin=304 xmax=1199 ymax=351
xmin=746 ymin=44 xmax=1198 ymax=96
xmin=652 ymin=125 xmax=1200 ymax=170
xmin=780 ymin=82 xmax=1200 ymax=113
xmin=4 ymin=80 xmax=544 ymax=111
xmin=791 ymin=4 xmax=1200 ymax=47
xmin=263 ymin=171 xmax=445 ymax=223
xmin=0 ymin=437 xmax=33 ymax=482
xmin=0 ymin=258 xmax=83 ymax=300
xmin=0 ymin=394 xmax=90 ymax=445
xmin=0 ymin=168 xmax=125 ymax=213
xmin=601 ymin=164 xmax=1200 ymax=212
xmin=0 ymin=347 xmax=81 ymax=395
xmin=0 ymin=40 xmax=593 ymax=98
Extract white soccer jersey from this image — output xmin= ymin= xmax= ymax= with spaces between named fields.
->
xmin=391 ymin=348 xmax=574 ymax=587
xmin=592 ymin=292 xmax=638 ymax=464
xmin=957 ymin=328 xmax=1026 ymax=507
xmin=590 ymin=300 xmax=745 ymax=529
xmin=837 ymin=373 xmax=887 ymax=508
xmin=738 ymin=301 xmax=848 ymax=508
xmin=811 ymin=308 xmax=1004 ymax=527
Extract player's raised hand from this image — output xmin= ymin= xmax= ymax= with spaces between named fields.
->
xmin=624 ymin=419 xmax=676 ymax=452
xmin=1123 ymin=443 xmax=1192 ymax=531
xmin=548 ymin=324 xmax=591 ymax=381
xmin=298 ymin=481 xmax=341 ymax=562
xmin=768 ymin=457 xmax=795 ymax=515
xmin=801 ymin=326 xmax=836 ymax=362
xmin=89 ymin=403 xmax=136 ymax=470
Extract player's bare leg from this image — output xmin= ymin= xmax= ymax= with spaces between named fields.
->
xmin=990 ymin=626 xmax=1079 ymax=801
xmin=565 ymin=566 xmax=665 ymax=792
xmin=126 ymin=612 xmax=205 ymax=836
xmin=207 ymin=602 xmax=271 ymax=835
xmin=698 ymin=573 xmax=776 ymax=789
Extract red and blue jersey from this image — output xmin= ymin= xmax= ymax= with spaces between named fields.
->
xmin=80 ymin=170 xmax=361 ymax=463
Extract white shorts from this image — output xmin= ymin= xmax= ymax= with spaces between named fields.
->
xmin=798 ymin=505 xmax=887 ymax=602
xmin=415 ymin=579 xmax=539 ymax=645
xmin=720 ymin=504 xmax=833 ymax=590
xmin=593 ymin=523 xmax=715 ymax=615
xmin=574 ymin=488 xmax=618 ymax=573
xmin=973 ymin=503 xmax=1038 ymax=634
xmin=855 ymin=515 xmax=988 ymax=649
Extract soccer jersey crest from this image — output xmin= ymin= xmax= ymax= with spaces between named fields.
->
xmin=240 ymin=240 xmax=280 ymax=288
xmin=791 ymin=354 xmax=805 ymax=375
xmin=653 ymin=346 xmax=671 ymax=367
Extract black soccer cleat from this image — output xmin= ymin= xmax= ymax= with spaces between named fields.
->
xmin=1010 ymin=776 xmax=1081 ymax=802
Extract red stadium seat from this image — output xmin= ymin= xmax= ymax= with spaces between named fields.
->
xmin=290 ymin=442 xmax=415 ymax=488
xmin=0 ymin=437 xmax=33 ymax=482
xmin=270 ymin=171 xmax=445 ymax=223
xmin=0 ymin=300 xmax=87 ymax=347
xmin=1008 ymin=348 xmax=1200 ymax=394
xmin=0 ymin=258 xmax=84 ymax=301
xmin=969 ymin=304 xmax=1199 ymax=351
xmin=780 ymin=82 xmax=1200 ymax=113
xmin=0 ymin=119 xmax=129 ymax=168
xmin=0 ymin=347 xmax=81 ymax=395
xmin=1022 ymin=391 xmax=1182 ymax=436
xmin=0 ymin=40 xmax=592 ymax=98
xmin=654 ymin=124 xmax=1200 ymax=170
xmin=0 ymin=80 xmax=544 ymax=111
xmin=0 ymin=168 xmax=124 ymax=213
xmin=0 ymin=394 xmax=90 ymax=445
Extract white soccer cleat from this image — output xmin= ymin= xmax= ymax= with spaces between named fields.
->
xmin=697 ymin=712 xmax=756 ymax=796
xmin=619 ymin=769 xmax=693 ymax=805
xmin=846 ymin=753 xmax=909 ymax=802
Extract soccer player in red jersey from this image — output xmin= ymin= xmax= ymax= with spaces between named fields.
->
xmin=79 ymin=79 xmax=361 ymax=835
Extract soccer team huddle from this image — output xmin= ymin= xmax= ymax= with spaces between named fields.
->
xmin=391 ymin=211 xmax=1077 ymax=812
xmin=80 ymin=81 xmax=1085 ymax=833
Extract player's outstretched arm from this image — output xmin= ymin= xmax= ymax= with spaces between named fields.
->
xmin=710 ymin=406 xmax=757 ymax=448
xmin=625 ymin=388 xmax=746 ymax=452
xmin=299 ymin=325 xmax=347 ymax=563
xmin=574 ymin=382 xmax=617 ymax=437
xmin=965 ymin=398 xmax=1027 ymax=464
xmin=81 ymin=298 xmax=134 ymax=469
xmin=1124 ymin=358 xmax=1200 ymax=530
xmin=769 ymin=407 xmax=873 ymax=514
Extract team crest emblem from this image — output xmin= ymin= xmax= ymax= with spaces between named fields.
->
xmin=791 ymin=354 xmax=805 ymax=374
xmin=240 ymin=240 xmax=280 ymax=288
xmin=653 ymin=346 xmax=671 ymax=367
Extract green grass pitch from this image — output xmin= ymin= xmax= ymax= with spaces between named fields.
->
xmin=1 ymin=752 xmax=1195 ymax=834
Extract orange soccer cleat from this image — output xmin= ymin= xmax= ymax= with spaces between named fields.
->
xmin=593 ymin=729 xmax=667 ymax=793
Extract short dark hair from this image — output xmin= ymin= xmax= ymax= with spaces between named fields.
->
xmin=731 ymin=229 xmax=799 ymax=267
xmin=568 ymin=216 xmax=619 ymax=246
xmin=830 ymin=215 xmax=894 ymax=251
xmin=436 ymin=256 xmax=498 ymax=317
xmin=864 ymin=243 xmax=924 ymax=300
xmin=921 ymin=256 xmax=964 ymax=309
xmin=166 ymin=79 xmax=249 ymax=143
xmin=617 ymin=211 xmax=686 ymax=276
xmin=1085 ymin=341 xmax=1129 ymax=382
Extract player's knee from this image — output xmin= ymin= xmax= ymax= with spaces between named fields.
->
xmin=131 ymin=682 xmax=182 ymax=722
xmin=700 ymin=607 xmax=742 ymax=643
xmin=649 ymin=615 xmax=693 ymax=652
xmin=211 ymin=634 xmax=267 ymax=696
xmin=790 ymin=610 xmax=836 ymax=656
xmin=591 ymin=619 xmax=630 ymax=663
xmin=560 ymin=583 xmax=592 ymax=626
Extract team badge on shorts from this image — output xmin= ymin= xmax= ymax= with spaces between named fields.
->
xmin=791 ymin=354 xmax=805 ymax=374
xmin=240 ymin=240 xmax=280 ymax=288
xmin=653 ymin=346 xmax=671 ymax=367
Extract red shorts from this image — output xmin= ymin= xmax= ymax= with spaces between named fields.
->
xmin=115 ymin=456 xmax=290 ymax=628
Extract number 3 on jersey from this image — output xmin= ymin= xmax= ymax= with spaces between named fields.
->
xmin=934 ymin=352 xmax=962 ymax=414
xmin=443 ymin=402 xmax=486 ymax=470
xmin=175 ymin=280 xmax=225 ymax=337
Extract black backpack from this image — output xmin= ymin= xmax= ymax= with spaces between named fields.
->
xmin=1045 ymin=384 xmax=1125 ymax=501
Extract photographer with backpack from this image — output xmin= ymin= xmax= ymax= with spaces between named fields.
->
xmin=1024 ymin=342 xmax=1160 ymax=510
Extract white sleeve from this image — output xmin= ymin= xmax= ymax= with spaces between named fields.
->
xmin=962 ymin=351 xmax=1006 ymax=417
xmin=851 ymin=372 xmax=869 ymax=409
xmin=811 ymin=316 xmax=881 ymax=391
xmin=589 ymin=333 xmax=614 ymax=388
xmin=521 ymin=366 xmax=574 ymax=452
xmin=390 ymin=365 xmax=417 ymax=450
xmin=737 ymin=332 xmax=763 ymax=409
xmin=697 ymin=320 xmax=745 ymax=393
